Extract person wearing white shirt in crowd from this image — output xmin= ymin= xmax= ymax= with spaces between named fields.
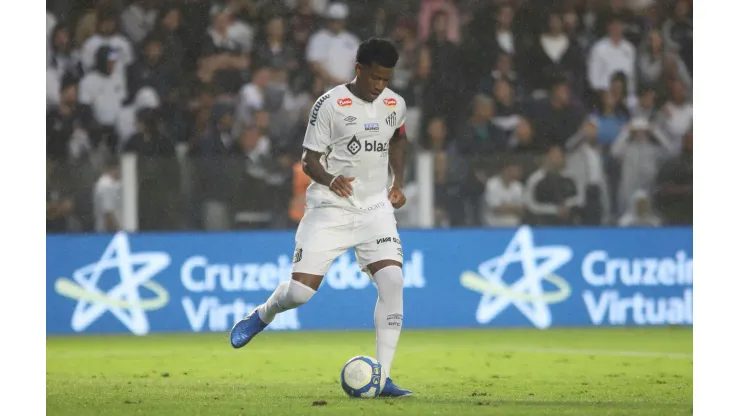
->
xmin=209 ymin=3 xmax=256 ymax=53
xmin=618 ymin=189 xmax=661 ymax=227
xmin=94 ymin=159 xmax=123 ymax=233
xmin=79 ymin=47 xmax=127 ymax=131
xmin=482 ymin=164 xmax=524 ymax=227
xmin=121 ymin=0 xmax=158 ymax=44
xmin=306 ymin=3 xmax=360 ymax=84
xmin=81 ymin=9 xmax=134 ymax=74
xmin=656 ymin=79 xmax=692 ymax=156
xmin=235 ymin=67 xmax=271 ymax=128
xmin=116 ymin=87 xmax=161 ymax=150
xmin=587 ymin=16 xmax=636 ymax=96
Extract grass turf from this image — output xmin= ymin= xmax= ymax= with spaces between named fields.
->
xmin=46 ymin=327 xmax=692 ymax=415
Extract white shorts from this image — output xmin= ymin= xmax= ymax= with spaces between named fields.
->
xmin=292 ymin=206 xmax=403 ymax=276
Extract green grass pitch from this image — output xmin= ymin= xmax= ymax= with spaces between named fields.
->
xmin=46 ymin=327 xmax=692 ymax=415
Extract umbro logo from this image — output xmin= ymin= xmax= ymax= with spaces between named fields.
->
xmin=344 ymin=116 xmax=357 ymax=126
xmin=385 ymin=112 xmax=397 ymax=127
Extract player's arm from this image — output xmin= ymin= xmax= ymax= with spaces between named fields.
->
xmin=301 ymin=94 xmax=354 ymax=197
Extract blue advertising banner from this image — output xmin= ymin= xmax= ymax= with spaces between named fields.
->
xmin=46 ymin=226 xmax=692 ymax=336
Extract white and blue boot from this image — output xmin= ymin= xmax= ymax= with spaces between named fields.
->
xmin=230 ymin=309 xmax=268 ymax=349
xmin=380 ymin=378 xmax=413 ymax=397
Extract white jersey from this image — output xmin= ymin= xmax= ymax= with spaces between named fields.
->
xmin=302 ymin=84 xmax=407 ymax=213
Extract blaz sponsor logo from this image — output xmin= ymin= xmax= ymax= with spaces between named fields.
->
xmin=344 ymin=116 xmax=357 ymax=126
xmin=337 ymin=97 xmax=352 ymax=107
xmin=310 ymin=94 xmax=330 ymax=126
xmin=347 ymin=136 xmax=362 ymax=155
xmin=365 ymin=141 xmax=389 ymax=152
xmin=383 ymin=98 xmax=397 ymax=107
xmin=376 ymin=236 xmax=401 ymax=245
xmin=385 ymin=111 xmax=396 ymax=126
xmin=364 ymin=122 xmax=380 ymax=132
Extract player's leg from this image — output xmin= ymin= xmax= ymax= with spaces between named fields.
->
xmin=230 ymin=208 xmax=349 ymax=349
xmin=355 ymin=218 xmax=412 ymax=397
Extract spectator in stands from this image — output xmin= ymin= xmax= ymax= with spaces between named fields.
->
xmin=235 ymin=66 xmax=271 ymax=128
xmin=47 ymin=159 xmax=76 ymax=234
xmin=93 ymin=158 xmax=122 ymax=233
xmin=482 ymin=163 xmax=524 ymax=227
xmin=526 ymin=10 xmax=586 ymax=98
xmin=631 ymin=84 xmax=657 ymax=120
xmin=390 ymin=19 xmax=422 ymax=112
xmin=656 ymin=79 xmax=693 ymax=155
xmin=47 ymin=6 xmax=57 ymax=47
xmin=79 ymin=46 xmax=127 ymax=150
xmin=209 ymin=1 xmax=256 ymax=54
xmin=618 ymin=189 xmax=661 ymax=227
xmin=127 ymin=35 xmax=181 ymax=103
xmin=661 ymin=0 xmax=692 ymax=74
xmin=493 ymin=2 xmax=517 ymax=57
xmin=595 ymin=0 xmax=643 ymax=46
xmin=418 ymin=10 xmax=464 ymax=126
xmin=509 ymin=118 xmax=535 ymax=152
xmin=592 ymin=90 xmax=630 ymax=145
xmin=456 ymin=95 xmax=508 ymax=155
xmin=654 ymin=127 xmax=692 ymax=225
xmin=196 ymin=101 xmax=236 ymax=230
xmin=524 ymin=145 xmax=583 ymax=226
xmin=121 ymin=0 xmax=157 ymax=44
xmin=288 ymin=0 xmax=321 ymax=57
xmin=611 ymin=117 xmax=672 ymax=214
xmin=587 ymin=16 xmax=636 ymax=96
xmin=608 ymin=72 xmax=632 ymax=117
xmin=47 ymin=75 xmax=84 ymax=161
xmin=48 ymin=23 xmax=81 ymax=80
xmin=526 ymin=76 xmax=586 ymax=150
xmin=491 ymin=78 xmax=522 ymax=136
xmin=253 ymin=16 xmax=298 ymax=71
xmin=231 ymin=124 xmax=275 ymax=181
xmin=564 ymin=120 xmax=611 ymax=225
xmin=123 ymin=108 xmax=175 ymax=157
xmin=198 ymin=9 xmax=251 ymax=93
xmin=422 ymin=117 xmax=454 ymax=226
xmin=116 ymin=87 xmax=160 ymax=149
xmin=356 ymin=5 xmax=393 ymax=40
xmin=418 ymin=0 xmax=460 ymax=43
xmin=155 ymin=5 xmax=185 ymax=69
xmin=305 ymin=3 xmax=359 ymax=85
xmin=81 ymin=7 xmax=134 ymax=74
xmin=477 ymin=53 xmax=520 ymax=99
xmin=638 ymin=29 xmax=691 ymax=88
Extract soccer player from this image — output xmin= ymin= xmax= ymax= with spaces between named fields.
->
xmin=230 ymin=38 xmax=412 ymax=397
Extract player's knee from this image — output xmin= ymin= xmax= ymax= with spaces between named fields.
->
xmin=374 ymin=265 xmax=404 ymax=295
xmin=282 ymin=279 xmax=316 ymax=309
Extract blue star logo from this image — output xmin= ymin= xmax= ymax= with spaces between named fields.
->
xmin=460 ymin=226 xmax=573 ymax=329
xmin=54 ymin=232 xmax=170 ymax=335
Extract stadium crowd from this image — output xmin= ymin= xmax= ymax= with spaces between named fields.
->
xmin=45 ymin=0 xmax=693 ymax=233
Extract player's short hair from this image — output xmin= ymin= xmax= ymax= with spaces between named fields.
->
xmin=356 ymin=38 xmax=399 ymax=69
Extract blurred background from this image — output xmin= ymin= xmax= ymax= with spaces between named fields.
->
xmin=45 ymin=0 xmax=693 ymax=234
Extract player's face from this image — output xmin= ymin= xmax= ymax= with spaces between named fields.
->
xmin=356 ymin=62 xmax=393 ymax=101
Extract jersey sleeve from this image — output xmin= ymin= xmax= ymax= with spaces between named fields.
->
xmin=302 ymin=93 xmax=333 ymax=153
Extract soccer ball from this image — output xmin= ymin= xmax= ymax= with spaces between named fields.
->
xmin=340 ymin=355 xmax=387 ymax=398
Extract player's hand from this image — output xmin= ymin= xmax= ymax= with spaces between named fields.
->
xmin=330 ymin=175 xmax=355 ymax=198
xmin=388 ymin=186 xmax=406 ymax=209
